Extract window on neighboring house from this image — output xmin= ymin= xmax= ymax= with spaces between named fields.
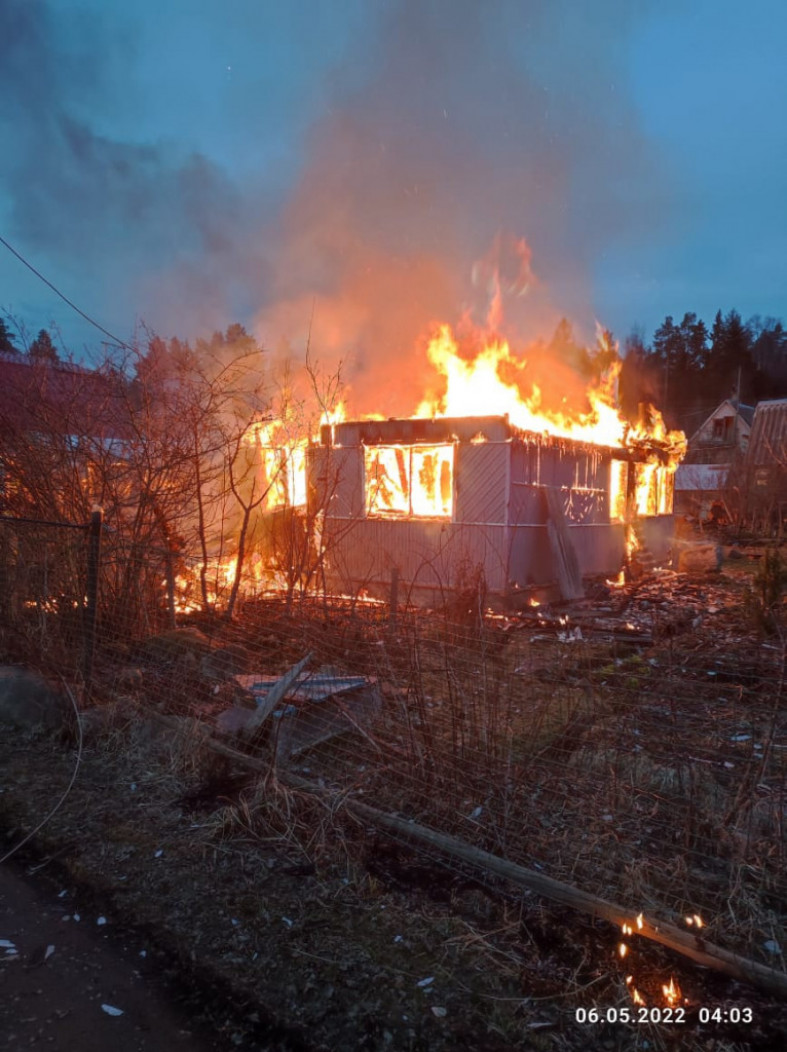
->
xmin=364 ymin=444 xmax=454 ymax=518
xmin=712 ymin=416 xmax=733 ymax=441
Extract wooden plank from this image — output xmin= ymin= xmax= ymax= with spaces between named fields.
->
xmin=544 ymin=487 xmax=584 ymax=600
xmin=241 ymin=653 xmax=312 ymax=738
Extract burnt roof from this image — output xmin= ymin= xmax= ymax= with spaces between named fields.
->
xmin=321 ymin=413 xmax=676 ymax=462
xmin=323 ymin=415 xmax=514 ymax=447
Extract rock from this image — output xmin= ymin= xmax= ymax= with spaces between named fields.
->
xmin=0 ymin=667 xmax=69 ymax=732
xmin=137 ymin=628 xmax=211 ymax=665
xmin=215 ymin=706 xmax=255 ymax=736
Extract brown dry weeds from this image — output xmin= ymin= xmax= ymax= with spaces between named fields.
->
xmin=2 ymin=556 xmax=787 ymax=1049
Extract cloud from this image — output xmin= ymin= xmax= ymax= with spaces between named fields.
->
xmin=0 ymin=0 xmax=269 ymax=340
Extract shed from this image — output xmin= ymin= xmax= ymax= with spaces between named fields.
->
xmin=308 ymin=414 xmax=674 ymax=606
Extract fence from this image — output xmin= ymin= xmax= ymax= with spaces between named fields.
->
xmin=1 ymin=521 xmax=786 ymax=1007
xmin=0 ymin=513 xmax=97 ymax=677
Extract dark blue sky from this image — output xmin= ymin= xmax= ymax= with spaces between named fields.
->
xmin=1 ymin=0 xmax=785 ymax=406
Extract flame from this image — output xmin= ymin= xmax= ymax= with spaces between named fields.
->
xmin=662 ymin=977 xmax=681 ymax=1006
xmin=243 ymin=419 xmax=308 ymax=510
xmin=170 ymin=271 xmax=687 ymax=606
xmin=626 ymin=976 xmax=646 ymax=1006
xmin=415 ymin=324 xmax=632 ymax=448
xmin=410 ymin=320 xmax=685 ymax=530
xmin=365 ymin=443 xmax=453 ymax=518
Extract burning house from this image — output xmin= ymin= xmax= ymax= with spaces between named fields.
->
xmin=308 ymin=412 xmax=677 ymax=607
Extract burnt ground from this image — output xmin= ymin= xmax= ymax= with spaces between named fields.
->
xmin=3 ymin=550 xmax=787 ymax=1051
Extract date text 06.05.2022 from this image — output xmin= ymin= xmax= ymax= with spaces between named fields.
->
xmin=574 ymin=1006 xmax=755 ymax=1025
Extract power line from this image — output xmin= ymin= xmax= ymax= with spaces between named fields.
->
xmin=0 ymin=232 xmax=134 ymax=352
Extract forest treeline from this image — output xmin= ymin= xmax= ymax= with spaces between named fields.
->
xmin=618 ymin=310 xmax=787 ymax=435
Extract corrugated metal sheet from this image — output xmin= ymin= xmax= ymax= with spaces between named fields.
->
xmin=508 ymin=485 xmax=545 ymax=525
xmin=320 ymin=519 xmax=509 ymax=594
xmin=747 ymin=399 xmax=787 ymax=468
xmin=455 ymin=443 xmax=509 ymax=524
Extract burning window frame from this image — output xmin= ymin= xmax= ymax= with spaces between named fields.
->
xmin=363 ymin=442 xmax=455 ymax=520
xmin=261 ymin=443 xmax=308 ymax=511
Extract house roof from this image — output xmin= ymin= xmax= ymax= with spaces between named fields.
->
xmin=738 ymin=403 xmax=756 ymax=427
xmin=746 ymin=398 xmax=787 ymax=468
xmin=675 ymin=463 xmax=729 ymax=491
xmin=0 ymin=354 xmax=133 ymax=441
xmin=687 ymin=398 xmax=754 ymax=445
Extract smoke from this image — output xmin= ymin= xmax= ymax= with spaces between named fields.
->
xmin=256 ymin=0 xmax=665 ymax=417
xmin=1 ymin=0 xmax=666 ymax=402
xmin=0 ymin=0 xmax=269 ymax=341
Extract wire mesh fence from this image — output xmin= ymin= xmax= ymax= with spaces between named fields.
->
xmin=0 ymin=515 xmax=93 ymax=672
xmin=1 ymin=519 xmax=786 ymax=1007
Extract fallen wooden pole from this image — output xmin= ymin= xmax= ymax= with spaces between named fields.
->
xmin=154 ymin=714 xmax=787 ymax=999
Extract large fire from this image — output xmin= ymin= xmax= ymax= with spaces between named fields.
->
xmin=415 ymin=323 xmax=628 ymax=447
xmin=363 ymin=319 xmax=685 ymax=527
xmin=414 ymin=321 xmax=684 ymax=463
xmin=173 ymin=294 xmax=685 ymax=608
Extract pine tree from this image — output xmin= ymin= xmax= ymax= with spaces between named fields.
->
xmin=28 ymin=329 xmax=59 ymax=363
xmin=708 ymin=309 xmax=754 ymax=402
xmin=0 ymin=318 xmax=19 ymax=355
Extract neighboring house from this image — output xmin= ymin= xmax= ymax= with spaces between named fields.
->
xmin=0 ymin=353 xmax=132 ymax=515
xmin=0 ymin=354 xmax=135 ymax=617
xmin=674 ymin=399 xmax=754 ymax=519
xmin=0 ymin=353 xmax=130 ymax=439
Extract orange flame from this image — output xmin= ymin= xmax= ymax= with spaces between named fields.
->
xmin=663 ymin=977 xmax=681 ymax=1006
xmin=415 ymin=324 xmax=632 ymax=448
xmin=410 ymin=321 xmax=685 ymax=526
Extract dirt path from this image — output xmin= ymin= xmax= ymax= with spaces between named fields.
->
xmin=0 ymin=861 xmax=230 ymax=1052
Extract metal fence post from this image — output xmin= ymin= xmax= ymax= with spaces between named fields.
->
xmin=84 ymin=507 xmax=103 ymax=694
xmin=389 ymin=566 xmax=399 ymax=628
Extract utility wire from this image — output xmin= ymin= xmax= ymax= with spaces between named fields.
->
xmin=0 ymin=232 xmax=134 ymax=352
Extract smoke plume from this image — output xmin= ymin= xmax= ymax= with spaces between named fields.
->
xmin=256 ymin=0 xmax=664 ymax=416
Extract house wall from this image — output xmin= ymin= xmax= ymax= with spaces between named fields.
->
xmin=454 ymin=442 xmax=509 ymax=524
xmin=310 ymin=441 xmax=510 ymax=597
xmin=309 ymin=432 xmax=637 ymax=602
